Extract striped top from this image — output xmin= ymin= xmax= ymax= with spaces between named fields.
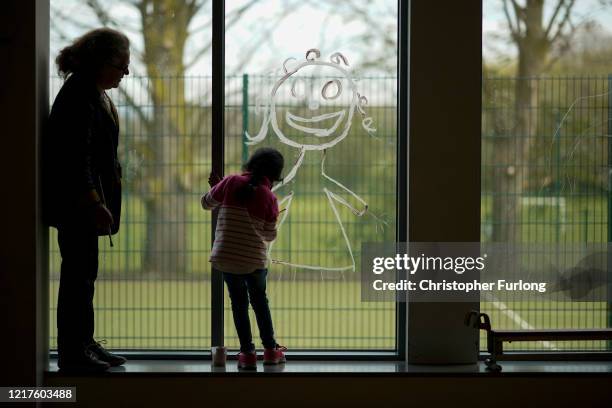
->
xmin=201 ymin=173 xmax=279 ymax=274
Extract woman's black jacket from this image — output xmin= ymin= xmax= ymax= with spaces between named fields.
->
xmin=43 ymin=73 xmax=122 ymax=235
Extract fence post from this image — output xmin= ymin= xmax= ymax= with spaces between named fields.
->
xmin=606 ymin=74 xmax=612 ymax=350
xmin=555 ymin=111 xmax=561 ymax=243
xmin=583 ymin=209 xmax=589 ymax=243
xmin=242 ymin=74 xmax=249 ymax=165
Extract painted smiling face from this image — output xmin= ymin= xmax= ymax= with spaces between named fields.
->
xmin=244 ymin=50 xmax=376 ymax=149
xmin=269 ymin=53 xmax=358 ymax=150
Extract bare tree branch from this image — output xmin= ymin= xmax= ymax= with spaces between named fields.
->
xmin=50 ymin=3 xmax=145 ymax=68
xmin=85 ymin=0 xmax=122 ymax=28
xmin=225 ymin=0 xmax=260 ymax=29
xmin=184 ymin=39 xmax=212 ymax=70
xmin=185 ymin=0 xmax=261 ymax=69
xmin=544 ymin=0 xmax=567 ymax=38
xmin=116 ymin=83 xmax=152 ymax=129
xmin=188 ymin=18 xmax=212 ymax=35
xmin=186 ymin=0 xmax=280 ymax=70
xmin=503 ymin=0 xmax=521 ymax=40
xmin=51 ymin=5 xmax=95 ymax=32
xmin=510 ymin=0 xmax=526 ymax=24
xmin=50 ymin=7 xmax=79 ymax=44
xmin=306 ymin=0 xmax=395 ymax=71
xmin=87 ymin=0 xmax=144 ymax=33
xmin=549 ymin=0 xmax=576 ymax=44
xmin=228 ymin=27 xmax=278 ymax=76
xmin=188 ymin=0 xmax=208 ymax=17
xmin=343 ymin=1 xmax=394 ymax=41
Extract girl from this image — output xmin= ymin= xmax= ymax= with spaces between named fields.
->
xmin=201 ymin=147 xmax=286 ymax=369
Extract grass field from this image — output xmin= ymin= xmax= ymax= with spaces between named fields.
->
xmin=46 ymin=175 xmax=611 ymax=353
xmin=48 ymin=279 xmax=610 ymax=352
xmin=48 ymin=279 xmax=396 ymax=350
xmin=46 ymin=195 xmax=612 ymax=352
xmin=45 ymin=74 xmax=612 ymax=353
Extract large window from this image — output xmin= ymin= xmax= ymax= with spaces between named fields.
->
xmin=49 ymin=0 xmax=399 ymax=352
xmin=49 ymin=0 xmax=213 ymax=350
xmin=223 ymin=1 xmax=398 ymax=350
xmin=482 ymin=0 xmax=612 ymax=351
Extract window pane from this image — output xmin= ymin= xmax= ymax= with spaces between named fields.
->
xmin=224 ymin=0 xmax=398 ymax=350
xmin=482 ymin=1 xmax=612 ymax=351
xmin=49 ymin=0 xmax=212 ymax=350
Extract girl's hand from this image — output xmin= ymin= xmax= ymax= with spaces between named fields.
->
xmin=209 ymin=171 xmax=222 ymax=187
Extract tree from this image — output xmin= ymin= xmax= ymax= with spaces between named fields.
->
xmin=492 ymin=0 xmax=578 ymax=242
xmin=51 ymin=0 xmax=307 ymax=273
xmin=51 ymin=0 xmax=398 ymax=273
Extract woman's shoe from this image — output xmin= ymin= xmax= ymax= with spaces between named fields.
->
xmin=87 ymin=339 xmax=127 ymax=367
xmin=58 ymin=348 xmax=110 ymax=373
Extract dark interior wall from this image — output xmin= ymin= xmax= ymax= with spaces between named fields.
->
xmin=0 ymin=0 xmax=49 ymax=387
xmin=406 ymin=1 xmax=482 ymax=363
xmin=45 ymin=374 xmax=612 ymax=407
xmin=0 ymin=0 xmax=484 ymax=381
xmin=408 ymin=3 xmax=482 ymax=237
xmin=4 ymin=2 xmax=609 ymax=406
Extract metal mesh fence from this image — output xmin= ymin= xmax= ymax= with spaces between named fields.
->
xmin=48 ymin=74 xmax=397 ymax=351
xmin=48 ymin=74 xmax=611 ymax=352
xmin=481 ymin=76 xmax=612 ymax=351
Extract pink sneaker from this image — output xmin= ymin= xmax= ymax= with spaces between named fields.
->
xmin=263 ymin=345 xmax=287 ymax=365
xmin=237 ymin=352 xmax=257 ymax=369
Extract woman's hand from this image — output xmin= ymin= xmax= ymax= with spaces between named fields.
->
xmin=208 ymin=171 xmax=222 ymax=187
xmin=94 ymin=203 xmax=114 ymax=231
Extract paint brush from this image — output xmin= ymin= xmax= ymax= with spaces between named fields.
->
xmin=97 ymin=176 xmax=114 ymax=247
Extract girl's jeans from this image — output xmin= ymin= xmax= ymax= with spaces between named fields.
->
xmin=223 ymin=269 xmax=276 ymax=353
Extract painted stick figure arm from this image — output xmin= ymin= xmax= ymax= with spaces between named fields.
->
xmin=324 ymin=187 xmax=368 ymax=216
xmin=321 ymin=151 xmax=368 ymax=216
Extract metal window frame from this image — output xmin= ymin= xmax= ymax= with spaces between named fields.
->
xmin=208 ymin=0 xmax=409 ymax=359
xmin=41 ymin=0 xmax=407 ymax=362
xmin=38 ymin=0 xmax=612 ymax=364
xmin=210 ymin=0 xmax=225 ymax=351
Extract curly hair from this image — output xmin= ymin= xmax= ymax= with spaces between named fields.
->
xmin=56 ymin=27 xmax=130 ymax=79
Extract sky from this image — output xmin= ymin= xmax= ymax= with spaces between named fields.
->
xmin=483 ymin=0 xmax=612 ymax=63
xmin=223 ymin=0 xmax=395 ymax=75
xmin=50 ymin=0 xmax=397 ymax=77
xmin=48 ymin=0 xmax=612 ymax=103
xmin=51 ymin=0 xmax=612 ymax=75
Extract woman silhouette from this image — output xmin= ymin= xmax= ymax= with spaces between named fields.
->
xmin=44 ymin=27 xmax=130 ymax=373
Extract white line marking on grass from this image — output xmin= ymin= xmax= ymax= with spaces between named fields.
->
xmin=482 ymin=292 xmax=558 ymax=351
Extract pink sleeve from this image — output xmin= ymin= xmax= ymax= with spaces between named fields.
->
xmin=200 ymin=177 xmax=230 ymax=210
xmin=267 ymin=195 xmax=279 ymax=223
xmin=259 ymin=195 xmax=279 ymax=242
